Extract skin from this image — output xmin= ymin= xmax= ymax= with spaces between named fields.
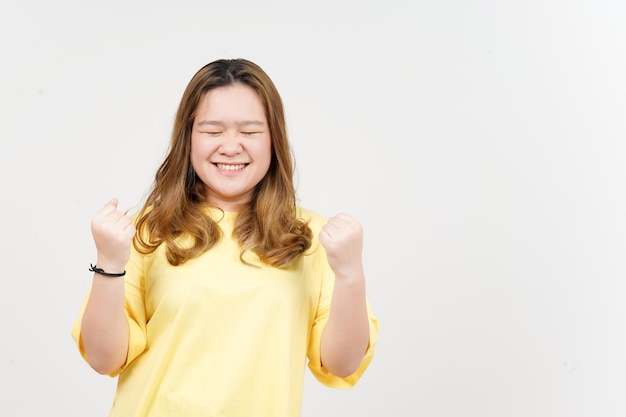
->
xmin=319 ymin=213 xmax=370 ymax=377
xmin=190 ymin=84 xmax=272 ymax=213
xmin=80 ymin=85 xmax=370 ymax=377
xmin=81 ymin=198 xmax=134 ymax=374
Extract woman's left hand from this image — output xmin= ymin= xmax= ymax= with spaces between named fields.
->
xmin=319 ymin=213 xmax=364 ymax=279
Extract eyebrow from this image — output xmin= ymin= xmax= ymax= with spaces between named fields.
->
xmin=196 ymin=120 xmax=265 ymax=127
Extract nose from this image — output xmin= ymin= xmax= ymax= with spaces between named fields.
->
xmin=218 ymin=131 xmax=243 ymax=155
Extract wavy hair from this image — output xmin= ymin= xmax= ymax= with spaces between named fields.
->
xmin=134 ymin=58 xmax=312 ymax=268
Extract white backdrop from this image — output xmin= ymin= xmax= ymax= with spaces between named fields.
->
xmin=1 ymin=1 xmax=625 ymax=416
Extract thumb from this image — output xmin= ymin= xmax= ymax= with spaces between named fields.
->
xmin=104 ymin=198 xmax=119 ymax=209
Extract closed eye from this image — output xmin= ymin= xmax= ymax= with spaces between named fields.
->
xmin=241 ymin=132 xmax=261 ymax=136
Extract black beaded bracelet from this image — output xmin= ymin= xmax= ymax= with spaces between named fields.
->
xmin=89 ymin=264 xmax=126 ymax=277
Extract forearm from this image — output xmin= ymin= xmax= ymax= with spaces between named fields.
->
xmin=81 ymin=266 xmax=129 ymax=375
xmin=320 ymin=270 xmax=370 ymax=378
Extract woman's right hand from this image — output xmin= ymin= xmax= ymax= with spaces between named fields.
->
xmin=90 ymin=198 xmax=136 ymax=271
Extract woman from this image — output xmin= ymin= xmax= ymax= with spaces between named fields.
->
xmin=72 ymin=58 xmax=378 ymax=417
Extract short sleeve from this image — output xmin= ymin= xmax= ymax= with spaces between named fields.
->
xmin=70 ymin=245 xmax=149 ymax=377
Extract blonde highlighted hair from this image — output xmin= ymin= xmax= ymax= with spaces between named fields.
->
xmin=134 ymin=58 xmax=312 ymax=267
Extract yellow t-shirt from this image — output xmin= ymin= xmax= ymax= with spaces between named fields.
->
xmin=72 ymin=207 xmax=378 ymax=417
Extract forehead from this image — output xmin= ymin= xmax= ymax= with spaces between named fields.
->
xmin=195 ymin=84 xmax=266 ymax=121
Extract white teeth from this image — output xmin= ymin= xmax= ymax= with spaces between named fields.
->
xmin=216 ymin=163 xmax=245 ymax=171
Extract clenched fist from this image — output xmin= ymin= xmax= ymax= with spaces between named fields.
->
xmin=90 ymin=198 xmax=136 ymax=272
xmin=319 ymin=213 xmax=364 ymax=279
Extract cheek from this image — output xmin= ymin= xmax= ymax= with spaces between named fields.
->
xmin=190 ymin=138 xmax=211 ymax=173
xmin=189 ymin=139 xmax=200 ymax=166
xmin=253 ymin=138 xmax=273 ymax=165
xmin=190 ymin=136 xmax=213 ymax=160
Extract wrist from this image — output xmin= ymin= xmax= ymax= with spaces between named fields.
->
xmin=95 ymin=257 xmax=127 ymax=273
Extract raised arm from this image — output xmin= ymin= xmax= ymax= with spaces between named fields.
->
xmin=80 ymin=198 xmax=135 ymax=375
xmin=319 ymin=213 xmax=370 ymax=377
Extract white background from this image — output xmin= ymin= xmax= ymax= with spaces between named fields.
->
xmin=1 ymin=1 xmax=625 ymax=416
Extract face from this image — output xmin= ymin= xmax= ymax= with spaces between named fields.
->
xmin=190 ymin=83 xmax=272 ymax=212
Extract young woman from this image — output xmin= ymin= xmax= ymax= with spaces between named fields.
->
xmin=72 ymin=58 xmax=378 ymax=417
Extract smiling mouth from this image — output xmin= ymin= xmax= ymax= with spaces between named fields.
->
xmin=215 ymin=163 xmax=247 ymax=171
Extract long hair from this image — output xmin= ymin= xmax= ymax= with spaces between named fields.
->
xmin=134 ymin=58 xmax=312 ymax=267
